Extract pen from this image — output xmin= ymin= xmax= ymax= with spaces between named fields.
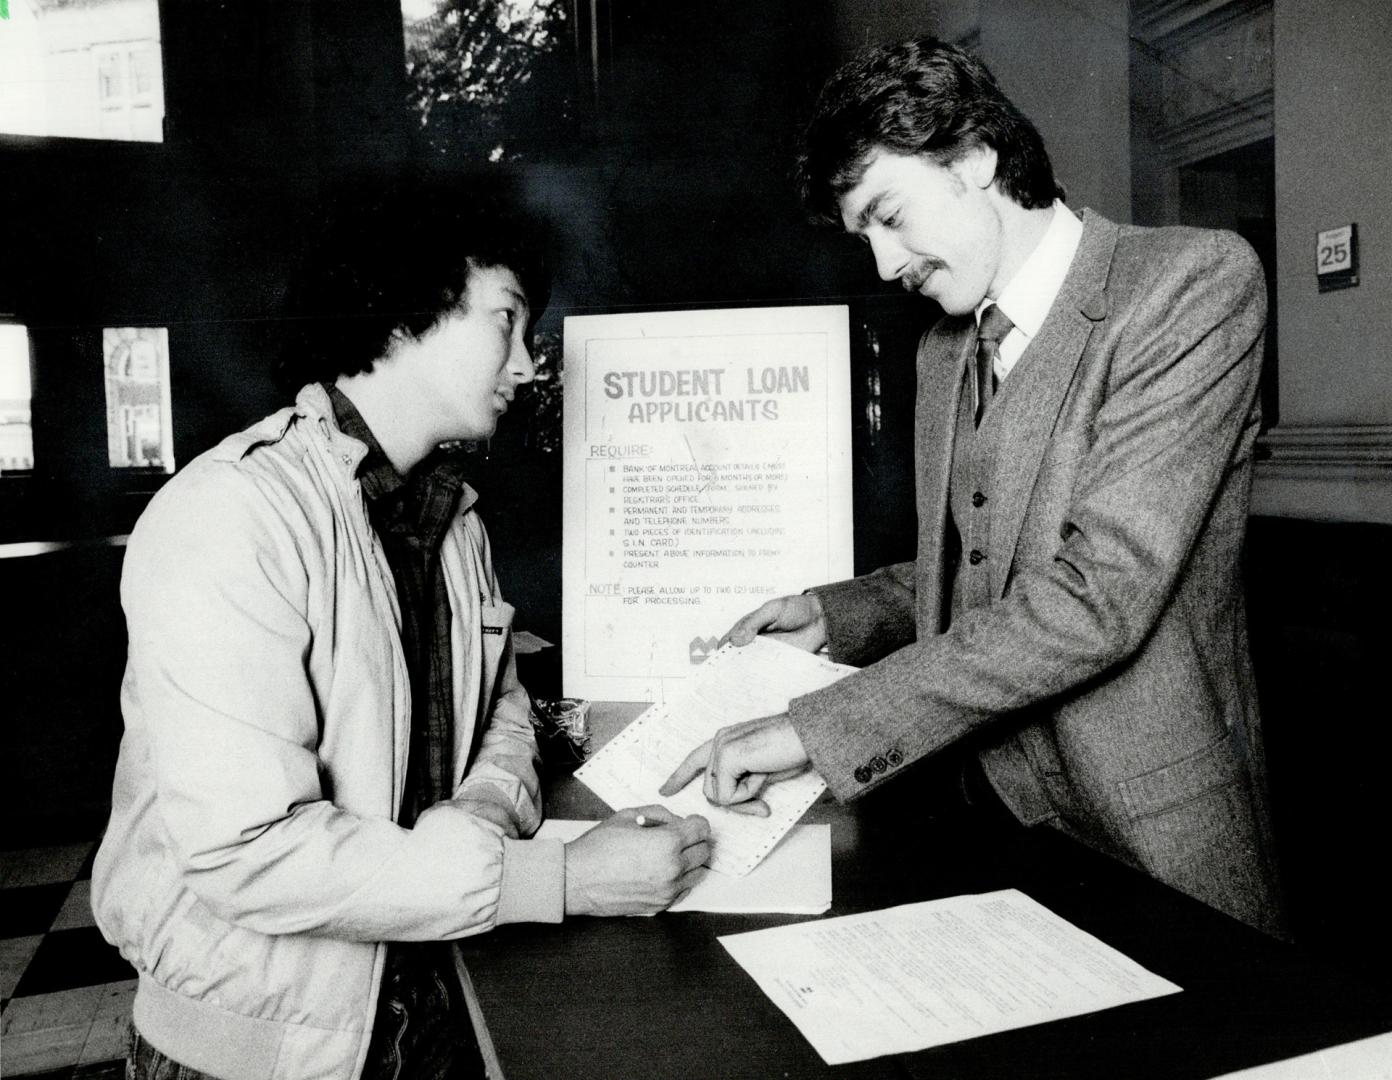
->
xmin=635 ymin=814 xmax=660 ymax=827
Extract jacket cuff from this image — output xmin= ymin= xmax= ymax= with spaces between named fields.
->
xmin=809 ymin=578 xmax=916 ymax=668
xmin=787 ymin=685 xmax=863 ymax=803
xmin=496 ymin=837 xmax=565 ymax=925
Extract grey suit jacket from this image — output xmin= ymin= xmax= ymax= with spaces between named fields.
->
xmin=790 ymin=209 xmax=1284 ymax=935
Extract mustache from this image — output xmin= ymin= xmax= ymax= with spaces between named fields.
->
xmin=901 ymin=258 xmax=945 ymax=291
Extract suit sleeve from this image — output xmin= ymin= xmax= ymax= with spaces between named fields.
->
xmin=122 ymin=466 xmax=559 ymax=940
xmin=791 ymin=231 xmax=1267 ymax=800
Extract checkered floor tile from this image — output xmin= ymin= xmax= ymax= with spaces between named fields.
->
xmin=2 ymin=841 xmax=137 ymax=1077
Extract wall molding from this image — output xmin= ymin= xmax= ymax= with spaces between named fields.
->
xmin=1256 ymin=424 xmax=1392 ymax=477
xmin=1132 ymin=0 xmax=1273 ymax=168
xmin=1155 ymin=88 xmax=1273 ymax=167
xmin=1134 ymin=0 xmax=1269 ymax=48
xmin=1254 ymin=425 xmax=1392 ymax=523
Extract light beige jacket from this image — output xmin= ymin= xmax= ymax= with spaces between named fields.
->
xmin=93 ymin=383 xmax=563 ymax=1080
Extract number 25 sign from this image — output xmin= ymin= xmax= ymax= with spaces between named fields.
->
xmin=1316 ymin=224 xmax=1359 ymax=293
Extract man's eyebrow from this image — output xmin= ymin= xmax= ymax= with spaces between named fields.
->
xmin=851 ymin=191 xmax=887 ymax=232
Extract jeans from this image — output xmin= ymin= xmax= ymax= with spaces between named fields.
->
xmin=126 ymin=1027 xmax=221 ymax=1080
xmin=362 ymin=943 xmax=487 ymax=1080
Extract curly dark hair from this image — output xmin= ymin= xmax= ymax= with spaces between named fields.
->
xmin=796 ymin=37 xmax=1064 ymax=225
xmin=274 ymin=172 xmax=551 ymax=395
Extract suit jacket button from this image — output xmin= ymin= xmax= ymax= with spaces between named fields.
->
xmin=870 ymin=755 xmax=888 ymax=773
xmin=971 ymin=491 xmax=986 ymax=508
xmin=854 ymin=765 xmax=873 ymax=784
xmin=969 ymin=549 xmax=985 ymax=565
xmin=887 ymin=749 xmax=903 ymax=767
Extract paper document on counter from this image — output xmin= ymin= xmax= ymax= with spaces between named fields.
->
xmin=719 ymin=889 xmax=1182 ymax=1065
xmin=574 ymin=636 xmax=856 ymax=876
xmin=536 ymin=820 xmax=832 ymax=914
xmin=1204 ymin=1030 xmax=1392 ymax=1079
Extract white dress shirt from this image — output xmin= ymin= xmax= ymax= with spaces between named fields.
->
xmin=975 ymin=200 xmax=1083 ymax=383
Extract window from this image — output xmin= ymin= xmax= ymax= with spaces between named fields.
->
xmin=103 ymin=327 xmax=173 ymax=471
xmin=0 ymin=0 xmax=165 ymax=142
xmin=0 ymin=324 xmax=34 ymax=474
xmin=401 ymin=0 xmax=569 ymax=162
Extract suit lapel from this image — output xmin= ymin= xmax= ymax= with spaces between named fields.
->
xmin=989 ymin=210 xmax=1118 ymax=597
xmin=915 ymin=314 xmax=973 ymax=631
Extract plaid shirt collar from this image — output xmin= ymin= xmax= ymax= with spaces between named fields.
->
xmin=323 ymin=383 xmax=478 ymax=545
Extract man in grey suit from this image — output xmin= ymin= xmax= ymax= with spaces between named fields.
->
xmin=663 ymin=37 xmax=1284 ymax=936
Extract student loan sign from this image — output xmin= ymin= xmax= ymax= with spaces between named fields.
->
xmin=562 ymin=305 xmax=853 ymax=702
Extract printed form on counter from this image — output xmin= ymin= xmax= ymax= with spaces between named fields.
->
xmin=719 ymin=889 xmax=1182 ymax=1065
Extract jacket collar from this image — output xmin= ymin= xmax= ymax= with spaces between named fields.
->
xmin=297 ymin=381 xmax=372 ymax=474
xmin=209 ymin=382 xmax=481 ymax=515
xmin=977 ymin=209 xmax=1115 ymax=594
xmin=985 ymin=208 xmax=1116 ymax=595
